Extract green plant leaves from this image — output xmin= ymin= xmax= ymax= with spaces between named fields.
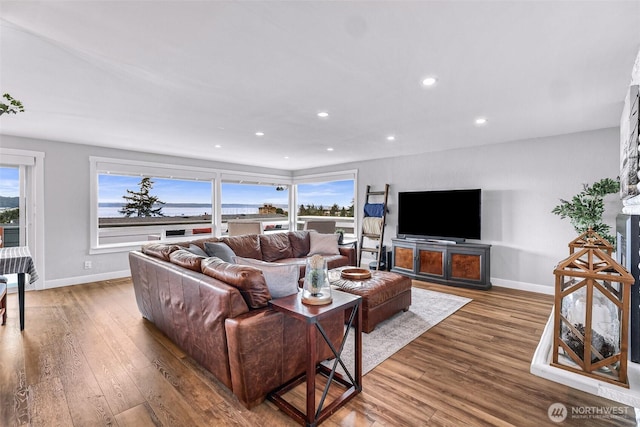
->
xmin=551 ymin=177 xmax=620 ymax=245
xmin=0 ymin=93 xmax=25 ymax=116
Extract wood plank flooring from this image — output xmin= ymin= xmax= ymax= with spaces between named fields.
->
xmin=0 ymin=278 xmax=636 ymax=426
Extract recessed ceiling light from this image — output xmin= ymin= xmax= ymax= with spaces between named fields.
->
xmin=214 ymin=144 xmax=222 ymax=148
xmin=327 ymin=147 xmax=334 ymax=152
xmin=317 ymin=111 xmax=329 ymax=118
xmin=284 ymin=156 xmax=289 ymax=159
xmin=386 ymin=135 xmax=396 ymax=141
xmin=255 ymin=131 xmax=264 ymax=136
xmin=475 ymin=117 xmax=488 ymax=125
xmin=421 ymin=76 xmax=437 ymax=87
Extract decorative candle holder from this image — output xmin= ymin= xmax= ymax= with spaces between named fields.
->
xmin=302 ymin=255 xmax=332 ymax=305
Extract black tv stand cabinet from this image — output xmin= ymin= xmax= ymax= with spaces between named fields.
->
xmin=391 ymin=238 xmax=491 ymax=290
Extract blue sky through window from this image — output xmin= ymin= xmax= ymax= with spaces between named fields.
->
xmin=297 ymin=180 xmax=353 ymax=208
xmin=99 ymin=175 xmax=212 ymax=204
xmin=0 ymin=167 xmax=19 ymax=197
xmin=98 ymin=174 xmax=353 ymax=208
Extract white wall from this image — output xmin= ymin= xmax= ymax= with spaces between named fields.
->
xmin=0 ymin=127 xmax=621 ymax=293
xmin=300 ymin=127 xmax=621 ymax=293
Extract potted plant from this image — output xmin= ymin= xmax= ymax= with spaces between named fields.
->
xmin=551 ymin=177 xmax=620 ymax=245
xmin=335 ymin=228 xmax=345 ymax=244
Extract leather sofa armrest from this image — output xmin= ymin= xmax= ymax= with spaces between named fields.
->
xmin=339 ymin=245 xmax=357 ymax=266
xmin=225 ymin=306 xmax=344 ymax=408
xmin=225 ymin=308 xmax=289 ymax=408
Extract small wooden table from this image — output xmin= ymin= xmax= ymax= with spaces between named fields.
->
xmin=0 ymin=247 xmax=39 ymax=331
xmin=268 ymin=290 xmax=362 ymax=427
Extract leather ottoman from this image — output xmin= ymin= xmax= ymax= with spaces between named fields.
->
xmin=330 ymin=267 xmax=412 ymax=333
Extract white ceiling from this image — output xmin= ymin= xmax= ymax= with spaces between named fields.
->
xmin=1 ymin=1 xmax=639 ymax=171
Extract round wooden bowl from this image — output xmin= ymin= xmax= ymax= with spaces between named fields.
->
xmin=340 ymin=268 xmax=372 ymax=280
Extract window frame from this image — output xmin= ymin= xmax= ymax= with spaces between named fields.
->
xmin=90 ymin=157 xmax=219 ymax=253
xmin=0 ymin=148 xmax=45 ymax=290
xmin=90 ymin=158 xmax=357 ymax=253
xmin=292 ymin=169 xmax=358 ymax=235
xmin=219 ymin=170 xmax=294 ymax=233
xmin=90 ymin=158 xmax=295 ymax=253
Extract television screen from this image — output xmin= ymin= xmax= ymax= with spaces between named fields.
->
xmin=397 ymin=189 xmax=481 ymax=241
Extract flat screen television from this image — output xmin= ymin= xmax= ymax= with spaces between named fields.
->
xmin=397 ymin=189 xmax=481 ymax=241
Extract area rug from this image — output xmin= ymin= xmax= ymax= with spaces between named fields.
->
xmin=323 ymin=287 xmax=472 ymax=376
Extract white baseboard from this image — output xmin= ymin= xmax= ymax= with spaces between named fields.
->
xmin=44 ymin=269 xmax=130 ymax=289
xmin=491 ymin=277 xmax=554 ymax=295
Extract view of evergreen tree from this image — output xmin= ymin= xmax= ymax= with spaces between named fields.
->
xmin=119 ymin=177 xmax=165 ymax=217
xmin=0 ymin=208 xmax=18 ymax=224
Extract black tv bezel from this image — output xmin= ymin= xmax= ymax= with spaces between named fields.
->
xmin=396 ymin=188 xmax=482 ymax=242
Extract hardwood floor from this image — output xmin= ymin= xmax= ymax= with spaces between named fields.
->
xmin=0 ymin=278 xmax=636 ymax=426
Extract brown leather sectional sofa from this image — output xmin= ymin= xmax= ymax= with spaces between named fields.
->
xmin=128 ymin=231 xmax=356 ymax=408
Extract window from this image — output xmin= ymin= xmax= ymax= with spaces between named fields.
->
xmin=0 ymin=166 xmax=21 ymax=248
xmin=0 ymin=148 xmax=45 ymax=290
xmin=294 ymin=171 xmax=357 ymax=237
xmin=221 ymin=181 xmax=290 ymax=235
xmin=91 ymin=157 xmax=216 ymax=251
xmin=98 ymin=174 xmax=213 ymax=245
xmin=91 ymin=158 xmax=356 ymax=251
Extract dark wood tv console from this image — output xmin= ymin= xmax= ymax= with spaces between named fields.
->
xmin=390 ymin=238 xmax=491 ymax=290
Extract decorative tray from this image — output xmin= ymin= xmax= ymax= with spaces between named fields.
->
xmin=340 ymin=268 xmax=372 ymax=280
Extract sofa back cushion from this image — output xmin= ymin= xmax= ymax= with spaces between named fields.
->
xmin=141 ymin=243 xmax=182 ymax=261
xmin=222 ymin=234 xmax=262 ymax=260
xmin=260 ymin=233 xmax=294 ymax=262
xmin=201 ymin=257 xmax=271 ymax=308
xmin=288 ymin=231 xmax=310 ymax=258
xmin=169 ymin=249 xmax=204 ymax=272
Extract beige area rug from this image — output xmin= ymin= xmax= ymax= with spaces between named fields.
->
xmin=323 ymin=287 xmax=472 ymax=376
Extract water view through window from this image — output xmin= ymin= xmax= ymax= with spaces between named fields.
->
xmin=98 ymin=174 xmax=213 ymax=245
xmin=97 ymin=173 xmax=355 ymax=244
xmin=0 ymin=166 xmax=20 ymax=248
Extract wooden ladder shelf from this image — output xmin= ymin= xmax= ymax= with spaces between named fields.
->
xmin=358 ymin=184 xmax=389 ymax=268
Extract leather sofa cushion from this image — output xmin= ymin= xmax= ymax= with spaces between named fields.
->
xmin=260 ymin=233 xmax=294 ymax=262
xmin=222 ymin=234 xmax=263 ymax=260
xmin=142 ymin=243 xmax=182 ymax=261
xmin=288 ymin=231 xmax=310 ymax=258
xmin=169 ymin=249 xmax=204 ymax=271
xmin=201 ymin=257 xmax=271 ymax=308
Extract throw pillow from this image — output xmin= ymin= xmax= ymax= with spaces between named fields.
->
xmin=308 ymin=231 xmax=340 ymax=255
xmin=186 ymin=244 xmax=208 ymax=258
xmin=234 ymin=256 xmax=299 ymax=298
xmin=204 ymin=242 xmax=236 ymax=263
xmin=222 ymin=234 xmax=262 ymax=259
